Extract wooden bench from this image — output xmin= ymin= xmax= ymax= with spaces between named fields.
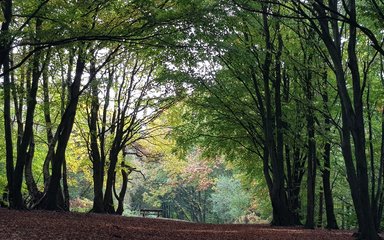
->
xmin=140 ymin=208 xmax=162 ymax=217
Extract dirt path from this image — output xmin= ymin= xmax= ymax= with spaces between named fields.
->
xmin=0 ymin=208 xmax=354 ymax=239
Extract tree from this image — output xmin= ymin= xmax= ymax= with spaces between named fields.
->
xmin=290 ymin=0 xmax=381 ymax=237
xmin=1 ymin=0 xmax=14 ymax=208
xmin=210 ymin=176 xmax=251 ymax=223
xmin=164 ymin=2 xmax=313 ymax=226
xmin=82 ymin=48 xmax=173 ymax=214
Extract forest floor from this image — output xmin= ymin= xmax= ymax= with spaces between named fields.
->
xmin=0 ymin=208 xmax=357 ymax=239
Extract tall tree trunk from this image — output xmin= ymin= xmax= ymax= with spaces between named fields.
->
xmin=283 ymin=70 xmax=303 ymax=225
xmin=346 ymin=2 xmax=376 ymax=237
xmin=61 ymin=50 xmax=73 ymax=211
xmin=89 ymin=60 xmax=104 ymax=213
xmin=11 ymin=52 xmax=24 ymax=157
xmin=3 ymin=50 xmax=14 ymax=207
xmin=103 ymin=62 xmax=126 ymax=214
xmin=45 ymin=48 xmax=86 ymax=210
xmin=99 ymin=67 xmax=114 ymax=194
xmin=321 ymin=73 xmax=338 ymax=229
xmin=12 ymin=18 xmax=43 ymax=209
xmin=373 ymin=59 xmax=384 ymax=228
xmin=367 ymin=82 xmax=375 ymax=207
xmin=42 ymin=52 xmax=53 ymax=186
xmin=88 ymin=49 xmax=119 ymax=213
xmin=2 ymin=0 xmax=14 ymax=208
xmin=305 ymin=56 xmax=316 ymax=229
xmin=376 ymin=108 xmax=384 ymax=229
xmin=312 ymin=0 xmax=377 ymax=237
xmin=261 ymin=7 xmax=296 ymax=226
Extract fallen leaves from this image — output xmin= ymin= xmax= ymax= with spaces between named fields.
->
xmin=0 ymin=208 xmax=355 ymax=239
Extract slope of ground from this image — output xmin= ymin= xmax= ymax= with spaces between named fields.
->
xmin=0 ymin=208 xmax=354 ymax=239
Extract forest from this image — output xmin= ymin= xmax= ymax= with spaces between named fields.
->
xmin=0 ymin=0 xmax=384 ymax=239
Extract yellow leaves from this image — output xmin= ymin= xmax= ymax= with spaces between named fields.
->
xmin=65 ymin=131 xmax=92 ymax=187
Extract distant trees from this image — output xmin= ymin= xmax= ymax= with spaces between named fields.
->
xmin=130 ymin=142 xmax=254 ymax=223
xmin=211 ymin=176 xmax=251 ymax=223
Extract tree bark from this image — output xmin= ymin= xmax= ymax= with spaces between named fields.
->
xmin=317 ymin=187 xmax=323 ymax=228
xmin=115 ymin=169 xmax=129 ymax=215
xmin=305 ymin=55 xmax=316 ymax=229
xmin=89 ymin=59 xmax=105 ymax=213
xmin=24 ymin=134 xmax=42 ymax=206
xmin=320 ymin=72 xmax=338 ymax=229
xmin=104 ymin=150 xmax=119 ymax=213
xmin=3 ymin=42 xmax=14 ymax=208
xmin=310 ymin=0 xmax=378 ymax=237
xmin=42 ymin=52 xmax=53 ymax=186
xmin=12 ymin=18 xmax=43 ymax=209
xmin=345 ymin=1 xmax=376 ymax=237
xmin=62 ymin=157 xmax=70 ymax=211
xmin=322 ymin=139 xmax=338 ymax=229
xmin=261 ymin=7 xmax=297 ymax=226
xmin=45 ymin=48 xmax=86 ymax=210
xmin=2 ymin=0 xmax=14 ymax=208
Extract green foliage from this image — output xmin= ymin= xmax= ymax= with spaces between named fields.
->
xmin=210 ymin=175 xmax=251 ymax=223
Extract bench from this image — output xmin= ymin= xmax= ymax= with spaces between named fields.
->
xmin=140 ymin=208 xmax=162 ymax=218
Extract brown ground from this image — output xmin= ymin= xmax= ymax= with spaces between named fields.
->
xmin=0 ymin=208 xmax=355 ymax=240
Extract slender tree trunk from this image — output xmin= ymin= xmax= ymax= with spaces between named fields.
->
xmin=103 ymin=64 xmax=126 ymax=213
xmin=115 ymin=169 xmax=128 ymax=215
xmin=89 ymin=60 xmax=104 ymax=213
xmin=3 ymin=51 xmax=14 ymax=207
xmin=305 ymin=56 xmax=316 ymax=229
xmin=99 ymin=68 xmax=114 ymax=191
xmin=2 ymin=0 xmax=14 ymax=208
xmin=322 ymin=143 xmax=338 ymax=229
xmin=62 ymin=158 xmax=70 ymax=211
xmin=13 ymin=18 xmax=43 ymax=209
xmin=346 ymin=2 xmax=376 ymax=237
xmin=373 ymin=68 xmax=384 ymax=230
xmin=61 ymin=50 xmax=73 ymax=211
xmin=283 ymin=70 xmax=303 ymax=225
xmin=317 ymin=187 xmax=323 ymax=228
xmin=45 ymin=49 xmax=86 ymax=210
xmin=376 ymin=108 xmax=384 ymax=228
xmin=104 ymin=150 xmax=119 ymax=213
xmin=24 ymin=134 xmax=42 ymax=206
xmin=89 ymin=50 xmax=119 ymax=213
xmin=367 ymin=83 xmax=375 ymax=206
xmin=11 ymin=52 xmax=24 ymax=156
xmin=261 ymin=7 xmax=296 ymax=226
xmin=42 ymin=52 xmax=53 ymax=186
xmin=321 ymin=73 xmax=338 ymax=229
